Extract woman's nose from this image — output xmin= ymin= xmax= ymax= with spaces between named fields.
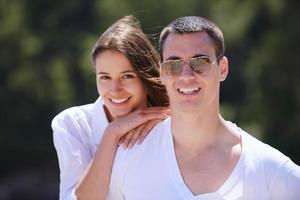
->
xmin=110 ymin=79 xmax=123 ymax=92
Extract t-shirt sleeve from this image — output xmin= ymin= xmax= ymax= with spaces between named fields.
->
xmin=269 ymin=158 xmax=300 ymax=200
xmin=52 ymin=111 xmax=92 ymax=200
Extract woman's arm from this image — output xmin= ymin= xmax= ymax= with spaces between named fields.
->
xmin=74 ymin=130 xmax=119 ymax=200
xmin=52 ymin=110 xmax=93 ymax=200
xmin=74 ymin=107 xmax=169 ymax=200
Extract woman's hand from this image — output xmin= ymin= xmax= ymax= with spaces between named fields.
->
xmin=104 ymin=107 xmax=170 ymax=148
xmin=119 ymin=119 xmax=162 ymax=148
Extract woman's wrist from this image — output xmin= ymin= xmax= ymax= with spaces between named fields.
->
xmin=102 ymin=126 xmax=121 ymax=146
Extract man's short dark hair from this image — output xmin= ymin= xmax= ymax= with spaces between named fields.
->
xmin=159 ymin=16 xmax=225 ymax=62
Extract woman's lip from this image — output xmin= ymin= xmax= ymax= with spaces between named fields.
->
xmin=109 ymin=97 xmax=131 ymax=104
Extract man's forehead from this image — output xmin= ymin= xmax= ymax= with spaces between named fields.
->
xmin=162 ymin=32 xmax=215 ymax=60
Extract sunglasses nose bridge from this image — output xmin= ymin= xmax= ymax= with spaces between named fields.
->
xmin=179 ymin=60 xmax=195 ymax=77
xmin=181 ymin=59 xmax=189 ymax=67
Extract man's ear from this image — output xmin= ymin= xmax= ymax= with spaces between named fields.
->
xmin=219 ymin=56 xmax=229 ymax=82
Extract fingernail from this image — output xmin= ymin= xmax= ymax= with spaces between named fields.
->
xmin=128 ymin=143 xmax=133 ymax=149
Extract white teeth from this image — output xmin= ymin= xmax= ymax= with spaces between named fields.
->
xmin=178 ymin=88 xmax=200 ymax=94
xmin=110 ymin=98 xmax=129 ymax=103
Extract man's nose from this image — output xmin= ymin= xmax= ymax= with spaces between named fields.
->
xmin=179 ymin=62 xmax=195 ymax=80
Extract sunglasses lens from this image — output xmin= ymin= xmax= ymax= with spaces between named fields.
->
xmin=171 ymin=61 xmax=182 ymax=75
xmin=161 ymin=56 xmax=216 ymax=76
xmin=190 ymin=57 xmax=212 ymax=73
xmin=161 ymin=60 xmax=182 ymax=76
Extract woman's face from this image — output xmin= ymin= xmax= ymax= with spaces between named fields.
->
xmin=95 ymin=49 xmax=147 ymax=120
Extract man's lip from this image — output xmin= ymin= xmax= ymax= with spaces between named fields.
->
xmin=177 ymin=87 xmax=201 ymax=95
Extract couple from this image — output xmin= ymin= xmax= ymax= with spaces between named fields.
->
xmin=52 ymin=15 xmax=300 ymax=200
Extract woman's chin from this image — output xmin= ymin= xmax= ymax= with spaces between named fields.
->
xmin=111 ymin=110 xmax=131 ymax=120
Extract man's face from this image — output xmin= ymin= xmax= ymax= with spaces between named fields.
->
xmin=160 ymin=32 xmax=228 ymax=112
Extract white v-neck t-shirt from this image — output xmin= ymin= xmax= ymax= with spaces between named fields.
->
xmin=108 ymin=117 xmax=300 ymax=200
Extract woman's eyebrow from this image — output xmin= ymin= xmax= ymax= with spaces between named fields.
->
xmin=97 ymin=70 xmax=135 ymax=75
xmin=120 ymin=70 xmax=135 ymax=74
xmin=96 ymin=72 xmax=109 ymax=75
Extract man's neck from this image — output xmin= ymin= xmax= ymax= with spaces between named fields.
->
xmin=168 ymin=102 xmax=242 ymax=195
xmin=170 ymin=106 xmax=229 ymax=153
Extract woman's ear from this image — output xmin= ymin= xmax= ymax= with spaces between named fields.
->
xmin=219 ymin=56 xmax=229 ymax=82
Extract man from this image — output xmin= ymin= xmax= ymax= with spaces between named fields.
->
xmin=107 ymin=16 xmax=300 ymax=200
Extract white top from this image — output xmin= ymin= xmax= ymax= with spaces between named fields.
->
xmin=108 ymin=117 xmax=300 ymax=200
xmin=52 ymin=98 xmax=108 ymax=200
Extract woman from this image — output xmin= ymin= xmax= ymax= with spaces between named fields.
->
xmin=52 ymin=16 xmax=169 ymax=200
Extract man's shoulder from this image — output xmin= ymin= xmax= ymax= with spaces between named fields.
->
xmin=121 ymin=117 xmax=169 ymax=149
xmin=110 ymin=118 xmax=171 ymax=190
xmin=114 ymin=117 xmax=170 ymax=165
xmin=238 ymin=127 xmax=300 ymax=197
xmin=239 ymin=127 xmax=293 ymax=177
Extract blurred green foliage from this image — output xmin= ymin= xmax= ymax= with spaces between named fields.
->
xmin=0 ymin=0 xmax=299 ymax=198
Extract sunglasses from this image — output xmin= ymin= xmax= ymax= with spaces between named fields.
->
xmin=160 ymin=55 xmax=220 ymax=76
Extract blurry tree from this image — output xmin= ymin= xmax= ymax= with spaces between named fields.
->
xmin=241 ymin=0 xmax=300 ymax=161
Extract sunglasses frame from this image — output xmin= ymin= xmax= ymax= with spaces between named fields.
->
xmin=160 ymin=55 xmax=221 ymax=76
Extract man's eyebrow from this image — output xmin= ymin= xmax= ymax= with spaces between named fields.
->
xmin=164 ymin=54 xmax=209 ymax=61
xmin=192 ymin=53 xmax=209 ymax=58
xmin=164 ymin=56 xmax=181 ymax=61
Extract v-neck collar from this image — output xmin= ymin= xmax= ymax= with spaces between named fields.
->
xmin=164 ymin=118 xmax=245 ymax=200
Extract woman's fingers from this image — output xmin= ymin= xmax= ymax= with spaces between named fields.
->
xmin=111 ymin=107 xmax=170 ymax=139
xmin=137 ymin=119 xmax=161 ymax=144
xmin=118 ymin=136 xmax=125 ymax=146
xmin=126 ymin=124 xmax=147 ymax=149
xmin=128 ymin=108 xmax=169 ymax=124
xmin=121 ymin=127 xmax=141 ymax=149
xmin=121 ymin=132 xmax=132 ymax=149
xmin=119 ymin=119 xmax=163 ymax=149
xmin=136 ymin=106 xmax=170 ymax=112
